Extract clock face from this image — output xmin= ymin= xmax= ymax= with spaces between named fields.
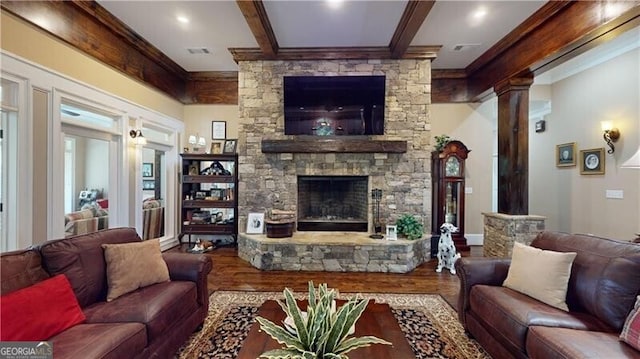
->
xmin=445 ymin=157 xmax=461 ymax=176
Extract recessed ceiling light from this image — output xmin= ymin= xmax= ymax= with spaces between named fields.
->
xmin=472 ymin=7 xmax=487 ymax=20
xmin=177 ymin=15 xmax=190 ymax=24
xmin=326 ymin=0 xmax=343 ymax=9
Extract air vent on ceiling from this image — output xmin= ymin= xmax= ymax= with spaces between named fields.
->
xmin=451 ymin=43 xmax=481 ymax=52
xmin=187 ymin=47 xmax=210 ymax=54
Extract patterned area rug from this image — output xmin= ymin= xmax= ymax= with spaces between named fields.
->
xmin=178 ymin=291 xmax=489 ymax=359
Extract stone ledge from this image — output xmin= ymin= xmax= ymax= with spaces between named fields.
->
xmin=238 ymin=232 xmax=430 ymax=273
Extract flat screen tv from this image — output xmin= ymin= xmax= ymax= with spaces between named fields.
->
xmin=283 ymin=75 xmax=385 ymax=136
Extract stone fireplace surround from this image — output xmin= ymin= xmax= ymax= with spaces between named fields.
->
xmin=236 ymin=59 xmax=433 ymax=271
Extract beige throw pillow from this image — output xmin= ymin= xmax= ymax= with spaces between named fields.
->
xmin=503 ymin=242 xmax=577 ymax=311
xmin=102 ymin=239 xmax=169 ymax=302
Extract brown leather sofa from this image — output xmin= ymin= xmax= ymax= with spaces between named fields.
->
xmin=0 ymin=227 xmax=212 ymax=359
xmin=456 ymin=231 xmax=640 ymax=358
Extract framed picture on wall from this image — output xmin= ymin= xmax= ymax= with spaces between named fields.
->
xmin=212 ymin=121 xmax=226 ymax=140
xmin=580 ymin=148 xmax=605 ymax=175
xmin=142 ymin=162 xmax=153 ymax=177
xmin=556 ymin=142 xmax=576 ymax=167
xmin=143 ymin=180 xmax=155 ymax=190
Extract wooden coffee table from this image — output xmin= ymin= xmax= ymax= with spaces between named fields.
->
xmin=237 ymin=300 xmax=416 ymax=359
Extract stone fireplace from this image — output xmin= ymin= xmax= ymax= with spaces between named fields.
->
xmin=236 ymin=59 xmax=433 ymax=235
xmin=297 ymin=175 xmax=368 ymax=232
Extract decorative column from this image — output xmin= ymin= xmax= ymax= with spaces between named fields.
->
xmin=484 ymin=75 xmax=546 ymax=258
xmin=494 ymin=75 xmax=533 ymax=215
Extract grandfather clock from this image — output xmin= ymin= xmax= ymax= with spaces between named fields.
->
xmin=431 ymin=140 xmax=470 ymax=257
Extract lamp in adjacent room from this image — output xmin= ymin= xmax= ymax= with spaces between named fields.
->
xmin=188 ymin=135 xmax=197 ymax=151
xmin=601 ymin=121 xmax=620 ymax=154
xmin=621 ymin=146 xmax=640 ymax=169
xmin=129 ymin=129 xmax=147 ymax=145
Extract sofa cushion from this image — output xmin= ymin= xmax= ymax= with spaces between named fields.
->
xmin=102 ymin=239 xmax=169 ymax=301
xmin=83 ymin=281 xmax=197 ymax=343
xmin=50 ymin=322 xmax=146 ymax=359
xmin=620 ymin=296 xmax=640 ymax=351
xmin=531 ymin=232 xmax=640 ymax=331
xmin=469 ymin=285 xmax=613 ymax=354
xmin=0 ymin=274 xmax=85 ymax=341
xmin=0 ymin=249 xmax=49 ymax=295
xmin=527 ymin=326 xmax=639 ymax=359
xmin=39 ymin=228 xmax=141 ymax=308
xmin=503 ymin=242 xmax=577 ymax=311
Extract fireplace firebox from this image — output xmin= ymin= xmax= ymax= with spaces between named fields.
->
xmin=297 ymin=176 xmax=368 ymax=231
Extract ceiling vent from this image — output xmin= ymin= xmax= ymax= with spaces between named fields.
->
xmin=187 ymin=47 xmax=210 ymax=54
xmin=451 ymin=44 xmax=481 ymax=52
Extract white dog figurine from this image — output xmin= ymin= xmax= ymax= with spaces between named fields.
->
xmin=436 ymin=223 xmax=461 ymax=275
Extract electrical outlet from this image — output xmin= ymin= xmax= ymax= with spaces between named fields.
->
xmin=605 ymin=190 xmax=624 ymax=199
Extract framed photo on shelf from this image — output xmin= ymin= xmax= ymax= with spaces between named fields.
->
xmin=142 ymin=162 xmax=153 ymax=177
xmin=143 ymin=180 xmax=155 ymax=190
xmin=210 ymin=141 xmax=222 ymax=154
xmin=194 ymin=191 xmax=208 ymax=200
xmin=386 ymin=225 xmax=398 ymax=240
xmin=223 ymin=139 xmax=237 ymax=154
xmin=556 ymin=142 xmax=577 ymax=167
xmin=211 ymin=121 xmax=226 ymax=140
xmin=246 ymin=212 xmax=265 ymax=234
xmin=210 ymin=188 xmax=224 ymax=200
xmin=580 ymin=148 xmax=605 ymax=175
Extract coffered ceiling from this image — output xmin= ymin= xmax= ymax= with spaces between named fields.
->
xmin=3 ymin=1 xmax=638 ymax=104
xmin=97 ymin=0 xmax=546 ymax=72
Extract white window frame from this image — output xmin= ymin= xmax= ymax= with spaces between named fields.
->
xmin=0 ymin=73 xmax=32 ymax=251
xmin=2 ymin=51 xmax=183 ymax=246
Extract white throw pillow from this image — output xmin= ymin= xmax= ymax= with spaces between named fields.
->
xmin=503 ymin=242 xmax=577 ymax=311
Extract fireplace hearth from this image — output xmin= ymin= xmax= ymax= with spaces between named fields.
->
xmin=297 ymin=176 xmax=368 ymax=232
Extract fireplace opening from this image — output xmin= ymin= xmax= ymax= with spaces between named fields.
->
xmin=297 ymin=176 xmax=368 ymax=232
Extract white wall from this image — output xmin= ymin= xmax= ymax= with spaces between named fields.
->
xmin=183 ymin=105 xmax=239 ymax=151
xmin=430 ymin=101 xmax=495 ymax=242
xmin=529 ymin=48 xmax=640 ymax=240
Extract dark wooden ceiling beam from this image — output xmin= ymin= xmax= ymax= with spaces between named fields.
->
xmin=230 ymin=46 xmax=440 ymax=62
xmin=184 ymin=72 xmax=238 ymax=105
xmin=466 ymin=1 xmax=640 ymax=100
xmin=0 ymin=0 xmax=188 ymax=101
xmin=236 ymin=0 xmax=279 ymax=57
xmin=389 ymin=1 xmax=436 ymax=58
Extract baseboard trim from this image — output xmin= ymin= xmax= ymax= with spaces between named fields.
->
xmin=466 ymin=233 xmax=483 ymax=246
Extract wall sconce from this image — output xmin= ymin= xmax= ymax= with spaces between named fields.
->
xmin=601 ymin=121 xmax=620 ymax=154
xmin=129 ymin=129 xmax=147 ymax=145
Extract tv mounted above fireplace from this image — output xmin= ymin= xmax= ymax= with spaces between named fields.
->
xmin=283 ymin=75 xmax=385 ymax=136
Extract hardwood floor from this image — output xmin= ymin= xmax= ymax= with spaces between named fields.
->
xmin=175 ymin=244 xmax=483 ymax=309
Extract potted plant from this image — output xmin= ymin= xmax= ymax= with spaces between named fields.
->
xmin=256 ymin=282 xmax=391 ymax=358
xmin=434 ymin=134 xmax=451 ymax=152
xmin=395 ymin=214 xmax=424 ymax=240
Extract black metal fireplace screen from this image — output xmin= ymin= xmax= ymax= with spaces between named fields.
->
xmin=297 ymin=176 xmax=368 ymax=232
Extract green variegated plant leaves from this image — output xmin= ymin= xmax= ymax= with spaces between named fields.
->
xmin=256 ymin=282 xmax=391 ymax=359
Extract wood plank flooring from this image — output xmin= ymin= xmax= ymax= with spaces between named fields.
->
xmin=175 ymin=244 xmax=483 ymax=308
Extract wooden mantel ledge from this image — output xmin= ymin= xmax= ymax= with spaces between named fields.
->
xmin=261 ymin=138 xmax=407 ymax=153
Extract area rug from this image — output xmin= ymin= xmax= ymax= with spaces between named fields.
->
xmin=178 ymin=291 xmax=490 ymax=359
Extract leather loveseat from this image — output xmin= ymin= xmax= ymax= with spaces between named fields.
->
xmin=456 ymin=231 xmax=640 ymax=358
xmin=0 ymin=227 xmax=212 ymax=359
